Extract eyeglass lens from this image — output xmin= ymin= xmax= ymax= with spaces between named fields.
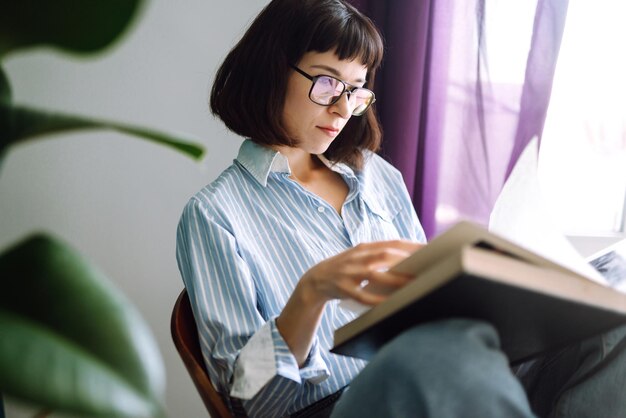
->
xmin=310 ymin=76 xmax=374 ymax=115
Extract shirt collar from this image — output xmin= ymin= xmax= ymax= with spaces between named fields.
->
xmin=236 ymin=140 xmax=291 ymax=187
xmin=236 ymin=139 xmax=358 ymax=187
xmin=316 ymin=153 xmax=357 ymax=180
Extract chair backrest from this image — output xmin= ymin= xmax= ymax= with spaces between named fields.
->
xmin=171 ymin=289 xmax=234 ymax=418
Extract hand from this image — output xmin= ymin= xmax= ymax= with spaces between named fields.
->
xmin=300 ymin=240 xmax=424 ymax=306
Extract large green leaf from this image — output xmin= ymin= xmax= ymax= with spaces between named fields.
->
xmin=0 ymin=68 xmax=9 ymax=169
xmin=0 ymin=234 xmax=167 ymax=418
xmin=0 ymin=103 xmax=205 ymax=160
xmin=0 ymin=1 xmax=143 ymax=58
xmin=0 ymin=67 xmax=9 ymax=104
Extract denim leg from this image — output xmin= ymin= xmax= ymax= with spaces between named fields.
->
xmin=330 ymin=319 xmax=536 ymax=418
xmin=521 ymin=324 xmax=626 ymax=418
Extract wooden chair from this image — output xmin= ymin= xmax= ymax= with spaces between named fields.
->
xmin=171 ymin=289 xmax=234 ymax=418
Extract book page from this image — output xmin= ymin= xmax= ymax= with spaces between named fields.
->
xmin=488 ymin=137 xmax=607 ymax=284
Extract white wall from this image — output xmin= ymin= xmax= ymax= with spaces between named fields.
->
xmin=1 ymin=1 xmax=267 ymax=417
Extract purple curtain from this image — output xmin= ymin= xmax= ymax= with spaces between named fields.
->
xmin=350 ymin=0 xmax=569 ymax=238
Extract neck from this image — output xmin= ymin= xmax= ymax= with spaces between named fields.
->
xmin=272 ymin=145 xmax=349 ymax=215
xmin=274 ymin=146 xmax=323 ymax=183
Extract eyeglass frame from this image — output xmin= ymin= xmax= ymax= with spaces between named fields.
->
xmin=289 ymin=64 xmax=376 ymax=116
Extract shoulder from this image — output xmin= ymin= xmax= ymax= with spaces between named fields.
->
xmin=360 ymin=150 xmax=404 ymax=183
xmin=358 ymin=150 xmax=414 ymax=217
xmin=181 ymin=162 xmax=253 ymax=223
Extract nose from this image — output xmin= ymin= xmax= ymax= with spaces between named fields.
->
xmin=329 ymin=92 xmax=353 ymax=119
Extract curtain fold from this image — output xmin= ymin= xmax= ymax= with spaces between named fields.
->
xmin=349 ymin=0 xmax=439 ymax=237
xmin=506 ymin=0 xmax=569 ymax=177
xmin=350 ymin=0 xmax=569 ymax=238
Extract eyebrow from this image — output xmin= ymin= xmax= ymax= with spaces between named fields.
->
xmin=310 ymin=64 xmax=367 ymax=84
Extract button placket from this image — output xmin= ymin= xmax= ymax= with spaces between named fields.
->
xmin=341 ymin=199 xmax=362 ymax=245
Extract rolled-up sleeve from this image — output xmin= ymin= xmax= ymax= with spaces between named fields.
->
xmin=176 ymin=197 xmax=327 ymax=417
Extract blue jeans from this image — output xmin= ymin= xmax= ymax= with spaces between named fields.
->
xmin=328 ymin=319 xmax=626 ymax=418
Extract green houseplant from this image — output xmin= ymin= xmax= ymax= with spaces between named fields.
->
xmin=0 ymin=1 xmax=204 ymax=417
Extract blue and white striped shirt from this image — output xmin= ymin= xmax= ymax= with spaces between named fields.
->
xmin=176 ymin=140 xmax=425 ymax=417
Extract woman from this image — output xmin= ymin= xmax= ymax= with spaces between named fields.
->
xmin=177 ymin=1 xmax=626 ymax=417
xmin=178 ymin=0 xmax=424 ymax=414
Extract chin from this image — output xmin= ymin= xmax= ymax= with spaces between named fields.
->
xmin=310 ymin=142 xmax=333 ymax=156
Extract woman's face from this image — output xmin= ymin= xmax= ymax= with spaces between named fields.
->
xmin=282 ymin=50 xmax=368 ymax=155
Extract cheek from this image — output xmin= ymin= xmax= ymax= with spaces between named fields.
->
xmin=282 ymin=97 xmax=321 ymax=132
xmin=282 ymin=85 xmax=304 ymax=126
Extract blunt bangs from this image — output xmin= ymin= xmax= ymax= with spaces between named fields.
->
xmin=333 ymin=20 xmax=383 ymax=71
xmin=291 ymin=1 xmax=384 ymax=72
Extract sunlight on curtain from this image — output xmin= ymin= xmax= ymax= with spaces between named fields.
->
xmin=434 ymin=0 xmax=538 ymax=232
xmin=539 ymin=2 xmax=626 ymax=235
xmin=483 ymin=1 xmax=535 ymax=85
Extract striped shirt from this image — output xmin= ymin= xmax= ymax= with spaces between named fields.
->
xmin=176 ymin=140 xmax=425 ymax=417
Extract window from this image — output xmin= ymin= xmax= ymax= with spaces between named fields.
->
xmin=485 ymin=0 xmax=626 ymax=236
xmin=538 ymin=2 xmax=626 ymax=235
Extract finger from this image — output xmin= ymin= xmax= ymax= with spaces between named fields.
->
xmin=367 ymin=270 xmax=412 ymax=288
xmin=354 ymin=240 xmax=425 ymax=254
xmin=329 ymin=241 xmax=423 ymax=271
xmin=383 ymin=240 xmax=425 ymax=253
xmin=324 ymin=247 xmax=417 ymax=281
xmin=338 ymin=281 xmax=388 ymax=306
xmin=358 ymin=247 xmax=418 ymax=271
xmin=351 ymin=271 xmax=411 ymax=303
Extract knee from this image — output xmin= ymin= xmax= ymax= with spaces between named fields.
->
xmin=371 ymin=319 xmax=515 ymax=399
xmin=335 ymin=319 xmax=534 ymax=418
xmin=379 ymin=319 xmax=505 ymax=374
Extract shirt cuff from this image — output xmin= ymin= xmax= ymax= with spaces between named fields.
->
xmin=229 ymin=322 xmax=276 ymax=400
xmin=270 ymin=319 xmax=330 ymax=385
xmin=229 ymin=319 xmax=330 ymax=400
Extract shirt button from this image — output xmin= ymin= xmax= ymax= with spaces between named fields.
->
xmin=317 ymin=206 xmax=325 ymax=213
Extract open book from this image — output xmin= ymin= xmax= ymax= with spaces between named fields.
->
xmin=332 ymin=138 xmax=626 ymax=364
xmin=331 ymin=221 xmax=626 ymax=364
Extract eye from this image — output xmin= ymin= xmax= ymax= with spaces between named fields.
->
xmin=313 ymin=76 xmax=344 ymax=97
xmin=321 ymin=76 xmax=343 ymax=90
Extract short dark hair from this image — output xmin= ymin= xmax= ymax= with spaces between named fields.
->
xmin=210 ymin=0 xmax=384 ymax=169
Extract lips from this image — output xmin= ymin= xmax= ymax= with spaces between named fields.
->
xmin=317 ymin=126 xmax=340 ymax=136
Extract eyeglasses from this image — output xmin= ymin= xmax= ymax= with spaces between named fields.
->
xmin=290 ymin=65 xmax=376 ymax=116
